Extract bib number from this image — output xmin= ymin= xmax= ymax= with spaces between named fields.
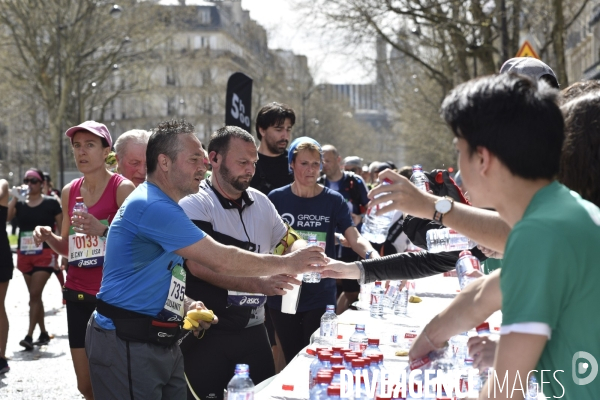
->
xmin=68 ymin=220 xmax=108 ymax=268
xmin=20 ymin=231 xmax=43 ymax=255
xmin=157 ymin=264 xmax=186 ymax=322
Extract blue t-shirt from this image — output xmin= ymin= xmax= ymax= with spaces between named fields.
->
xmin=267 ymin=185 xmax=353 ymax=312
xmin=95 ymin=182 xmax=206 ymax=329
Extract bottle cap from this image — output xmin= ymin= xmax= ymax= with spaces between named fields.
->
xmin=377 ymin=354 xmax=384 ymax=362
xmin=343 ymin=353 xmax=357 ymax=362
xmin=459 ymin=250 xmax=472 ymax=258
xmin=332 ymin=365 xmax=345 ymax=374
xmin=476 ymin=322 xmax=490 ymax=333
xmin=331 ymin=346 xmax=343 ymax=354
xmin=330 ymin=355 xmax=343 ymax=365
xmin=318 ymin=369 xmax=334 ymax=376
xmin=376 ymin=395 xmax=392 ymax=400
xmin=316 ymin=374 xmax=333 ymax=384
xmin=282 ymin=384 xmax=294 ymax=391
xmin=369 ymin=355 xmax=379 ymax=363
xmin=367 ymin=338 xmax=379 ymax=346
xmin=375 ymin=281 xmax=382 ymax=286
xmin=75 ymin=196 xmax=84 ymax=202
xmin=337 ymin=334 xmax=343 ymax=339
xmin=351 ymin=358 xmax=365 ymax=368
xmin=327 ymin=386 xmax=341 ymax=396
xmin=318 ymin=352 xmax=332 ymax=361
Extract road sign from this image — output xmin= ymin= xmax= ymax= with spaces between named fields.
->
xmin=515 ymin=40 xmax=540 ymax=59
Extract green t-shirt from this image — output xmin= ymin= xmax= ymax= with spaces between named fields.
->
xmin=501 ymin=182 xmax=600 ymax=398
xmin=482 ymin=257 xmax=502 ymax=274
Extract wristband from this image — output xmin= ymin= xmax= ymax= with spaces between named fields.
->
xmin=365 ymin=250 xmax=373 ymax=259
xmin=101 ymin=227 xmax=109 ymax=238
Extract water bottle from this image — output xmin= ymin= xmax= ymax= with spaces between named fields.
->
xmin=73 ymin=197 xmax=88 ymax=237
xmin=393 ymin=286 xmax=408 ymax=317
xmin=310 ymin=352 xmax=332 ymax=389
xmin=456 ymin=250 xmax=482 ymax=290
xmin=450 ymin=332 xmax=469 ymax=367
xmin=359 ymin=282 xmax=373 ymax=309
xmin=475 ymin=323 xmax=493 ymax=389
xmin=410 ymin=165 xmax=429 ymax=192
xmin=349 ymin=324 xmax=368 ymax=353
xmin=426 ymin=228 xmax=477 ymax=253
xmin=319 ymin=305 xmax=338 ymax=345
xmin=361 ymin=181 xmax=394 ymax=244
xmin=309 ymin=373 xmax=333 ymax=400
xmin=330 ymin=365 xmax=345 ymax=385
xmin=343 ymin=352 xmax=357 ymax=370
xmin=370 ymin=282 xmax=384 ymax=318
xmin=327 ymin=385 xmax=341 ymax=400
xmin=227 ymin=364 xmax=255 ymax=400
xmin=526 ymin=375 xmax=538 ymax=399
xmin=363 ymin=338 xmax=382 ymax=358
xmin=382 ymin=280 xmax=400 ymax=309
xmin=303 ymin=234 xmax=321 ymax=283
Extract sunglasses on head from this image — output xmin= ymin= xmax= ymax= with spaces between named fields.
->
xmin=23 ymin=178 xmax=41 ymax=184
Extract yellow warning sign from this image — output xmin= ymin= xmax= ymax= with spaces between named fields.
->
xmin=515 ymin=40 xmax=540 ymax=59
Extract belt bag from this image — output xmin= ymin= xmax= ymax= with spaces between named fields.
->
xmin=97 ymin=300 xmax=181 ymax=347
xmin=63 ymin=287 xmax=97 ymax=303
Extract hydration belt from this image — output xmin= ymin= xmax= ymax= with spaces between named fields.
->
xmin=96 ymin=299 xmax=181 ymax=347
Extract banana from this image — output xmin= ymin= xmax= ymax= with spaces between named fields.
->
xmin=409 ymin=295 xmax=422 ymax=303
xmin=183 ymin=317 xmax=199 ymax=330
xmin=187 ymin=309 xmax=215 ymax=322
xmin=395 ymin=350 xmax=409 ymax=357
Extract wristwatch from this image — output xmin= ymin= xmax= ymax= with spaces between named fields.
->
xmin=433 ymin=196 xmax=454 ymax=224
xmin=101 ymin=227 xmax=109 ymax=238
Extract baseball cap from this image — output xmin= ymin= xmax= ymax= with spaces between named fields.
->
xmin=65 ymin=120 xmax=113 ymax=148
xmin=499 ymin=57 xmax=559 ymax=88
xmin=343 ymin=156 xmax=363 ymax=168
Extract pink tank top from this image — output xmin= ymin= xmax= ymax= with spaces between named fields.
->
xmin=66 ymin=174 xmax=125 ymax=295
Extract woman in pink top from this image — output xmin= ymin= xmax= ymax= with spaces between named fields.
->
xmin=34 ymin=121 xmax=135 ymax=400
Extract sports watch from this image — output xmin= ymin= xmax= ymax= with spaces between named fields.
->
xmin=433 ymin=196 xmax=454 ymax=224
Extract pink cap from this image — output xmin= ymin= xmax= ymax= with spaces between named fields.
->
xmin=459 ymin=250 xmax=472 ymax=258
xmin=65 ymin=120 xmax=113 ymax=149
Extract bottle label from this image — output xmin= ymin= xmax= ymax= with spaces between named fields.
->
xmin=19 ymin=231 xmax=43 ymax=255
xmin=320 ymin=322 xmax=333 ymax=337
xmin=227 ymin=393 xmax=253 ymax=400
xmin=68 ymin=219 xmax=108 ymax=268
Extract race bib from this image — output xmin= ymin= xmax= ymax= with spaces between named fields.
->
xmin=227 ymin=291 xmax=267 ymax=308
xmin=68 ymin=220 xmax=108 ymax=268
xmin=20 ymin=231 xmax=43 ymax=255
xmin=156 ymin=263 xmax=186 ymax=322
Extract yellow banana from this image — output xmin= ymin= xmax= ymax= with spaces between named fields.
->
xmin=409 ymin=295 xmax=422 ymax=303
xmin=187 ymin=309 xmax=215 ymax=322
xmin=183 ymin=317 xmax=199 ymax=330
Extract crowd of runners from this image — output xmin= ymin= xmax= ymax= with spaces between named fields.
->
xmin=0 ymin=56 xmax=599 ymax=399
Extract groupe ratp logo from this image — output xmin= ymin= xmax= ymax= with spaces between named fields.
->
xmin=572 ymin=351 xmax=598 ymax=386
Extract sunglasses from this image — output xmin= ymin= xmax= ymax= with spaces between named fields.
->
xmin=23 ymin=179 xmax=41 ymax=184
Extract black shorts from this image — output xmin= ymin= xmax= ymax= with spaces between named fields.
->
xmin=66 ymin=299 xmax=97 ymax=348
xmin=22 ymin=267 xmax=53 ymax=276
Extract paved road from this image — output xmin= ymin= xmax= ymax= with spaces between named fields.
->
xmin=0 ymin=252 xmax=82 ymax=399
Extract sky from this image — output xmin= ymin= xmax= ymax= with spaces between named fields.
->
xmin=240 ymin=0 xmax=373 ymax=84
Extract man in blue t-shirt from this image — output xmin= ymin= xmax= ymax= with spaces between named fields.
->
xmin=85 ymin=120 xmax=325 ymax=400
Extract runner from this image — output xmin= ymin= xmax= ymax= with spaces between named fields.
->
xmin=7 ymin=168 xmax=61 ymax=350
xmin=267 ymin=137 xmax=378 ymax=362
xmin=0 ymin=179 xmax=13 ymax=374
xmin=33 ymin=121 xmax=135 ymax=400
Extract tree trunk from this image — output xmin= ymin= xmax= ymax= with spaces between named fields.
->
xmin=552 ymin=0 xmax=568 ymax=87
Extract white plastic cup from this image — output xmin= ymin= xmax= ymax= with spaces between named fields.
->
xmin=281 ymin=274 xmax=303 ymax=314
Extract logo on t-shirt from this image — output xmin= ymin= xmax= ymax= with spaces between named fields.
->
xmin=572 ymin=351 xmax=598 ymax=386
xmin=281 ymin=213 xmax=330 ymax=228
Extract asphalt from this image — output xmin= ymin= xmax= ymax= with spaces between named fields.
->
xmin=1 ymin=250 xmax=83 ymax=399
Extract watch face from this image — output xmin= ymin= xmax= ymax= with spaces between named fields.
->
xmin=436 ymin=198 xmax=452 ymax=214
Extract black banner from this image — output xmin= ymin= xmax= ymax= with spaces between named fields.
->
xmin=225 ymin=72 xmax=253 ymax=132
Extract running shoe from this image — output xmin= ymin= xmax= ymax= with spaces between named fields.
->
xmin=34 ymin=331 xmax=51 ymax=346
xmin=19 ymin=335 xmax=33 ymax=350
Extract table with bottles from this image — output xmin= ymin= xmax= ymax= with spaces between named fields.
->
xmin=255 ymin=274 xmax=508 ymax=400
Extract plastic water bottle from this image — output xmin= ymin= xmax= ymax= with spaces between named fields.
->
xmin=361 ymin=181 xmax=394 ymax=244
xmin=303 ymin=234 xmax=321 ymax=283
xmin=410 ymin=165 xmax=429 ymax=192
xmin=359 ymin=282 xmax=373 ymax=309
xmin=526 ymin=375 xmax=538 ymax=399
xmin=227 ymin=364 xmax=255 ymax=400
xmin=426 ymin=228 xmax=477 ymax=253
xmin=363 ymin=338 xmax=382 ymax=358
xmin=370 ymin=281 xmax=384 ymax=317
xmin=319 ymin=305 xmax=338 ymax=345
xmin=393 ymin=286 xmax=408 ymax=317
xmin=450 ymin=332 xmax=469 ymax=367
xmin=475 ymin=323 xmax=493 ymax=389
xmin=73 ymin=197 xmax=88 ymax=237
xmin=382 ymin=280 xmax=400 ymax=309
xmin=456 ymin=250 xmax=482 ymax=290
xmin=309 ymin=352 xmax=331 ymax=389
xmin=309 ymin=373 xmax=333 ymax=400
xmin=349 ymin=324 xmax=368 ymax=353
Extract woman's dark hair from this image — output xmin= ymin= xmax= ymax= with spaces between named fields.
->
xmin=25 ymin=168 xmax=46 ymax=182
xmin=441 ymin=73 xmax=564 ymax=180
xmin=559 ymin=92 xmax=600 ymax=206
